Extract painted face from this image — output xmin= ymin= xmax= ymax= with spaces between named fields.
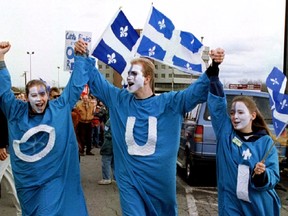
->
xmin=230 ymin=101 xmax=253 ymax=132
xmin=126 ymin=64 xmax=144 ymax=93
xmin=28 ymin=85 xmax=48 ymax=113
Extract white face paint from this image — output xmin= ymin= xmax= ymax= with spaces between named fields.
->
xmin=28 ymin=85 xmax=48 ymax=113
xmin=126 ymin=64 xmax=144 ymax=93
xmin=230 ymin=101 xmax=253 ymax=132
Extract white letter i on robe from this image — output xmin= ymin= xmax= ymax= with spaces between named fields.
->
xmin=125 ymin=116 xmax=157 ymax=156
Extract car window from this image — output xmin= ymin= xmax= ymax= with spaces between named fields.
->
xmin=204 ymin=95 xmax=273 ymax=124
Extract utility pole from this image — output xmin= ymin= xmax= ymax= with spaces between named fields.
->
xmin=22 ymin=71 xmax=28 ymax=86
xmin=57 ymin=66 xmax=60 ymax=88
xmin=27 ymin=51 xmax=34 ymax=80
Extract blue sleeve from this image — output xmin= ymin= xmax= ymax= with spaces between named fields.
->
xmin=0 ymin=67 xmax=26 ymax=119
xmin=207 ymin=91 xmax=232 ymax=138
xmin=86 ymin=58 xmax=121 ymax=108
xmin=181 ymin=73 xmax=210 ymax=113
xmin=59 ymin=56 xmax=91 ymax=109
xmin=251 ymin=139 xmax=280 ymax=191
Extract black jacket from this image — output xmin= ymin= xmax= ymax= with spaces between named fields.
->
xmin=0 ymin=109 xmax=9 ymax=148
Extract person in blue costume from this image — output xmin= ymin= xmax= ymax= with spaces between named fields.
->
xmin=207 ymin=49 xmax=281 ymax=216
xmin=0 ymin=41 xmax=90 ymax=216
xmin=75 ymin=39 xmax=225 ymax=216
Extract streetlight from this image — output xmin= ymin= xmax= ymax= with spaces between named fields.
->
xmin=27 ymin=51 xmax=34 ymax=80
xmin=57 ymin=66 xmax=60 ymax=88
xmin=22 ymin=71 xmax=28 ymax=86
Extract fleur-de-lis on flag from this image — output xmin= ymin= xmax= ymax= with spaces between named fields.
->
xmin=158 ymin=19 xmax=166 ymax=30
xmin=185 ymin=63 xmax=192 ymax=71
xmin=148 ymin=46 xmax=156 ymax=57
xmin=120 ymin=26 xmax=128 ymax=37
xmin=270 ymin=77 xmax=280 ymax=86
xmin=107 ymin=53 xmax=117 ymax=64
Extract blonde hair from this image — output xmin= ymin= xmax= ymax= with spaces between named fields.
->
xmin=130 ymin=57 xmax=155 ymax=92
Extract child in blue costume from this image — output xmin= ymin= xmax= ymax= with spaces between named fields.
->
xmin=75 ymin=40 xmax=225 ymax=215
xmin=0 ymin=41 xmax=90 ymax=216
xmin=207 ymin=50 xmax=281 ymax=215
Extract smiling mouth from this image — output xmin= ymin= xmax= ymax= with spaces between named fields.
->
xmin=36 ymin=103 xmax=44 ymax=108
xmin=128 ymin=83 xmax=134 ymax=87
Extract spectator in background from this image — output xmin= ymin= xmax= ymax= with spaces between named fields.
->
xmin=71 ymin=107 xmax=82 ymax=161
xmin=49 ymin=86 xmax=61 ymax=100
xmin=0 ymin=109 xmax=22 ymax=216
xmin=75 ymin=93 xmax=94 ymax=156
xmin=98 ymin=118 xmax=114 ymax=185
xmin=97 ymin=101 xmax=108 ymax=146
xmin=16 ymin=92 xmax=26 ymax=101
xmin=91 ymin=98 xmax=101 ymax=148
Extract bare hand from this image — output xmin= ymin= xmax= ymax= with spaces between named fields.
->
xmin=209 ymin=48 xmax=225 ymax=64
xmin=74 ymin=39 xmax=88 ymax=55
xmin=0 ymin=41 xmax=11 ymax=60
xmin=254 ymin=161 xmax=266 ymax=175
xmin=0 ymin=148 xmax=8 ymax=161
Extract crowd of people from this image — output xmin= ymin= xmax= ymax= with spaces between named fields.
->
xmin=0 ymin=38 xmax=283 ymax=216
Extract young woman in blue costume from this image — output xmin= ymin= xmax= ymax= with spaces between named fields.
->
xmin=75 ymin=39 xmax=225 ymax=216
xmin=0 ymin=41 xmax=89 ymax=216
xmin=207 ymin=50 xmax=281 ymax=215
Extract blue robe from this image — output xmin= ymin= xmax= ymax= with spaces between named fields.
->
xmin=86 ymin=57 xmax=210 ymax=215
xmin=0 ymin=57 xmax=89 ymax=216
xmin=207 ymin=89 xmax=281 ymax=216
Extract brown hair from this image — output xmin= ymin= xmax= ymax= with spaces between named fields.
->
xmin=25 ymin=79 xmax=48 ymax=96
xmin=130 ymin=57 xmax=155 ymax=93
xmin=232 ymin=96 xmax=272 ymax=136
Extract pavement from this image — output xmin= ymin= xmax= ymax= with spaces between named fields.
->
xmin=0 ymin=148 xmax=190 ymax=216
xmin=1 ymin=149 xmax=287 ymax=216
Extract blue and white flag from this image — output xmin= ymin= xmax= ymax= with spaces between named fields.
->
xmin=266 ymin=67 xmax=288 ymax=138
xmin=134 ymin=6 xmax=206 ymax=75
xmin=92 ymin=9 xmax=139 ymax=83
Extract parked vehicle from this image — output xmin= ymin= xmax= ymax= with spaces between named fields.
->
xmin=177 ymin=89 xmax=287 ymax=185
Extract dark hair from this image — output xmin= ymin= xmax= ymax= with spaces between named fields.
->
xmin=25 ymin=79 xmax=48 ymax=96
xmin=49 ymin=87 xmax=60 ymax=96
xmin=232 ymin=96 xmax=272 ymax=136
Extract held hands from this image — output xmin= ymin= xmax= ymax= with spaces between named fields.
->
xmin=74 ymin=39 xmax=88 ymax=56
xmin=0 ymin=41 xmax=11 ymax=61
xmin=209 ymin=48 xmax=225 ymax=65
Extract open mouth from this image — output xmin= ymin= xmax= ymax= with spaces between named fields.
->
xmin=128 ymin=82 xmax=134 ymax=87
xmin=36 ymin=103 xmax=45 ymax=109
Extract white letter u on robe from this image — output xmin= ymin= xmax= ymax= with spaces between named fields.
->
xmin=125 ymin=116 xmax=157 ymax=156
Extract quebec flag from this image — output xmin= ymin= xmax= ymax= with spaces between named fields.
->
xmin=92 ymin=9 xmax=139 ymax=83
xmin=266 ymin=67 xmax=288 ymax=138
xmin=134 ymin=6 xmax=206 ymax=75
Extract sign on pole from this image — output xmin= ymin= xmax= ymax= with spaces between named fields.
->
xmin=64 ymin=30 xmax=92 ymax=72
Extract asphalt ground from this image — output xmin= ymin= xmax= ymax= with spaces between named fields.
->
xmin=1 ymin=149 xmax=287 ymax=215
xmin=0 ymin=148 xmax=190 ymax=216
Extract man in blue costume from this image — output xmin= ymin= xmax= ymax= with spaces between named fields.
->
xmin=207 ymin=49 xmax=281 ymax=215
xmin=0 ymin=41 xmax=89 ymax=216
xmin=75 ymin=40 xmax=225 ymax=215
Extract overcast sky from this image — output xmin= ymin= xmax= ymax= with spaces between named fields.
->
xmin=1 ymin=0 xmax=285 ymax=88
